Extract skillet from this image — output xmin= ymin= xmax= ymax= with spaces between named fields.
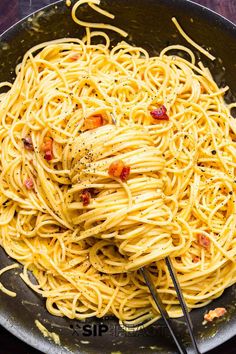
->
xmin=0 ymin=1 xmax=236 ymax=353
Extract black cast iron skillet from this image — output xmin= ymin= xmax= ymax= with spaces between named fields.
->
xmin=0 ymin=1 xmax=236 ymax=353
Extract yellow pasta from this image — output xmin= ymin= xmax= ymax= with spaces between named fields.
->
xmin=0 ymin=0 xmax=235 ymax=329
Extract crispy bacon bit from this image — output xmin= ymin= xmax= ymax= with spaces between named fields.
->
xmin=200 ymin=85 xmax=205 ymax=93
xmin=197 ymin=233 xmax=211 ymax=249
xmin=150 ymin=105 xmax=169 ymax=120
xmin=22 ymin=137 xmax=34 ymax=151
xmin=83 ymin=115 xmax=104 ymax=131
xmin=24 ymin=178 xmax=34 ymax=190
xmin=120 ymin=166 xmax=131 ymax=182
xmin=41 ymin=137 xmax=53 ymax=161
xmin=86 ymin=187 xmax=97 ymax=197
xmin=193 ymin=256 xmax=200 ymax=263
xmin=81 ymin=190 xmax=91 ymax=206
xmin=108 ymin=160 xmax=131 ymax=182
xmin=109 ymin=160 xmax=124 ymax=178
xmin=70 ymin=53 xmax=80 ymax=61
xmin=204 ymin=308 xmax=227 ymax=322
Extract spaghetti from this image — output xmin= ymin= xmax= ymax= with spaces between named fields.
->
xmin=0 ymin=0 xmax=235 ymax=329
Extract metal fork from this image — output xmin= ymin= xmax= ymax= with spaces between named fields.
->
xmin=140 ymin=256 xmax=201 ymax=354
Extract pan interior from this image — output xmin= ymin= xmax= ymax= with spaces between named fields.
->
xmin=0 ymin=1 xmax=236 ymax=353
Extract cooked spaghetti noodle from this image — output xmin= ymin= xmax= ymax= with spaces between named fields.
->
xmin=0 ymin=0 xmax=235 ymax=328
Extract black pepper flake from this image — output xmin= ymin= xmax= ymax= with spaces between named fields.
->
xmin=211 ymin=150 xmax=216 ymax=155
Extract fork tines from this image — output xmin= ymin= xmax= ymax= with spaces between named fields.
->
xmin=141 ymin=256 xmax=201 ymax=354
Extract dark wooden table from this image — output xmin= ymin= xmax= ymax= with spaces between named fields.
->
xmin=0 ymin=1 xmax=235 ymax=353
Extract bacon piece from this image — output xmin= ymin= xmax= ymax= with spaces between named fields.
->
xmin=81 ymin=190 xmax=91 ymax=206
xmin=86 ymin=188 xmax=97 ymax=197
xmin=120 ymin=166 xmax=131 ymax=182
xmin=200 ymin=85 xmax=205 ymax=93
xmin=204 ymin=308 xmax=227 ymax=322
xmin=108 ymin=160 xmax=131 ymax=182
xmin=83 ymin=115 xmax=104 ymax=131
xmin=41 ymin=137 xmax=53 ymax=161
xmin=193 ymin=256 xmax=200 ymax=263
xmin=197 ymin=233 xmax=210 ymax=250
xmin=108 ymin=160 xmax=124 ymax=178
xmin=22 ymin=137 xmax=34 ymax=151
xmin=24 ymin=178 xmax=34 ymax=190
xmin=70 ymin=53 xmax=80 ymax=61
xmin=150 ymin=105 xmax=169 ymax=120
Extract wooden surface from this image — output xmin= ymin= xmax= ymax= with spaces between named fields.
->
xmin=0 ymin=1 xmax=235 ymax=354
xmin=197 ymin=0 xmax=236 ymax=22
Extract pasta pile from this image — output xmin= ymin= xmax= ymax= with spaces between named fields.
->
xmin=0 ymin=0 xmax=236 ymax=328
